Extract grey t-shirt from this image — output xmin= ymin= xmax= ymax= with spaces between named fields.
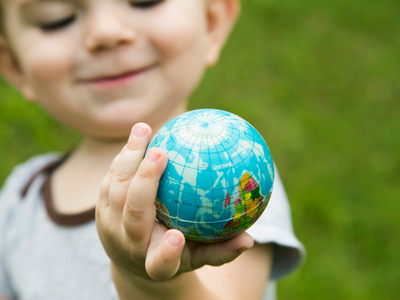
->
xmin=0 ymin=153 xmax=305 ymax=300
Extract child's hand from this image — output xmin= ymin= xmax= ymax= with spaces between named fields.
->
xmin=96 ymin=123 xmax=254 ymax=282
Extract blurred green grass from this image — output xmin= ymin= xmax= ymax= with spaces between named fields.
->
xmin=1 ymin=0 xmax=399 ymax=299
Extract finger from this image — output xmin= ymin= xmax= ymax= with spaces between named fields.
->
xmin=190 ymin=232 xmax=254 ymax=269
xmin=146 ymin=229 xmax=185 ymax=281
xmin=109 ymin=123 xmax=152 ymax=216
xmin=122 ymin=147 xmax=168 ymax=247
xmin=97 ymin=152 xmax=122 ymax=210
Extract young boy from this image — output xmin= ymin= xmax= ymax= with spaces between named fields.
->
xmin=0 ymin=0 xmax=304 ymax=299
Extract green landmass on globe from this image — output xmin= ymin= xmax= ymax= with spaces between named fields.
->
xmin=155 ymin=172 xmax=272 ymax=242
xmin=216 ymin=172 xmax=272 ymax=240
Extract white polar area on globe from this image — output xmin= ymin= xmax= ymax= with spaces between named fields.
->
xmin=171 ymin=112 xmax=233 ymax=148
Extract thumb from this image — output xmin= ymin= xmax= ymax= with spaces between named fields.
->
xmin=145 ymin=229 xmax=185 ymax=281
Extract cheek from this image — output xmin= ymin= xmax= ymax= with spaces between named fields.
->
xmin=17 ymin=33 xmax=76 ymax=96
xmin=14 ymin=33 xmax=83 ymax=124
xmin=149 ymin=4 xmax=207 ymax=58
xmin=145 ymin=4 xmax=208 ymax=92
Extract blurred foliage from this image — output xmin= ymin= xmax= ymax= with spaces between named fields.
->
xmin=1 ymin=0 xmax=399 ymax=299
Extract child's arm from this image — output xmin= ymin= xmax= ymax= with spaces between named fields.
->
xmin=111 ymin=242 xmax=273 ymax=300
xmin=96 ymin=123 xmax=272 ymax=300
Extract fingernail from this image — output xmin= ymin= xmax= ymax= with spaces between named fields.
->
xmin=238 ymin=247 xmax=250 ymax=254
xmin=167 ymin=233 xmax=183 ymax=246
xmin=146 ymin=149 xmax=161 ymax=161
xmin=133 ymin=125 xmax=148 ymax=137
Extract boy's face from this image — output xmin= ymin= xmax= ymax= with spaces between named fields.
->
xmin=1 ymin=0 xmax=237 ymax=140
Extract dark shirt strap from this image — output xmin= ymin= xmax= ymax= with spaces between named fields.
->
xmin=20 ymin=154 xmax=68 ymax=199
xmin=20 ymin=149 xmax=96 ymax=226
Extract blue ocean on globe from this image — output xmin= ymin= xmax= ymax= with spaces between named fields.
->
xmin=148 ymin=109 xmax=275 ymax=242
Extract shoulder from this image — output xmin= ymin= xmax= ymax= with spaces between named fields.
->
xmin=0 ymin=152 xmax=62 ymax=216
xmin=1 ymin=153 xmax=61 ymax=193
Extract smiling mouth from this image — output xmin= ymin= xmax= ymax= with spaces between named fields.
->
xmin=84 ymin=66 xmax=153 ymax=89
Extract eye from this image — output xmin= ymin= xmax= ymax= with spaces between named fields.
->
xmin=129 ymin=0 xmax=164 ymax=9
xmin=39 ymin=15 xmax=76 ymax=32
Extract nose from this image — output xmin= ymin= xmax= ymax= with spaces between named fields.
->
xmin=84 ymin=5 xmax=136 ymax=53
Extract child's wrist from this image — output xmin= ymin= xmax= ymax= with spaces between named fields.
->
xmin=110 ymin=259 xmax=151 ymax=281
xmin=111 ymin=261 xmax=209 ymax=300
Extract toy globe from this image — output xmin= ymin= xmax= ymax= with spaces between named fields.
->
xmin=148 ymin=109 xmax=274 ymax=243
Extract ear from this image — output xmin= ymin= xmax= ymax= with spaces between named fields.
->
xmin=204 ymin=0 xmax=240 ymax=67
xmin=0 ymin=35 xmax=36 ymax=101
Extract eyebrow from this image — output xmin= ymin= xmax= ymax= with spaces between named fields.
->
xmin=15 ymin=0 xmax=78 ymax=26
xmin=19 ymin=0 xmax=77 ymax=10
xmin=17 ymin=0 xmax=79 ymax=18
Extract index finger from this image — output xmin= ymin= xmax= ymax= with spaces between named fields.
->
xmin=122 ymin=147 xmax=168 ymax=248
xmin=108 ymin=123 xmax=152 ymax=217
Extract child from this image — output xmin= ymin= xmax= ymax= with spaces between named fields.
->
xmin=0 ymin=0 xmax=304 ymax=299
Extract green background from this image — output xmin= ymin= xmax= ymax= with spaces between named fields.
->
xmin=1 ymin=0 xmax=399 ymax=299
